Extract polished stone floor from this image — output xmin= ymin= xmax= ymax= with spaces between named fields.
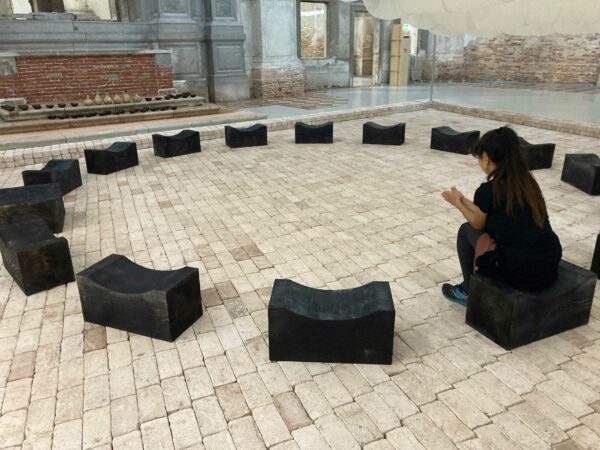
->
xmin=0 ymin=109 xmax=599 ymax=449
xmin=229 ymin=83 xmax=600 ymax=125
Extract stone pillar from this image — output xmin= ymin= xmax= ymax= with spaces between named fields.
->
xmin=145 ymin=0 xmax=210 ymax=98
xmin=245 ymin=0 xmax=304 ymax=99
xmin=377 ymin=20 xmax=392 ymax=84
xmin=0 ymin=1 xmax=13 ymax=15
xmin=203 ymin=0 xmax=249 ymax=101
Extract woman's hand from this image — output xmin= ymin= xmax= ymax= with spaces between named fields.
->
xmin=442 ymin=186 xmax=464 ymax=207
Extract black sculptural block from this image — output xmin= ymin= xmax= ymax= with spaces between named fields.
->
xmin=561 ymin=154 xmax=600 ymax=195
xmin=268 ymin=279 xmax=395 ymax=364
xmin=430 ymin=126 xmax=480 ymax=155
xmin=152 ymin=129 xmax=201 ymax=158
xmin=0 ymin=184 xmax=65 ymax=233
xmin=84 ymin=142 xmax=139 ymax=175
xmin=77 ymin=254 xmax=203 ymax=342
xmin=592 ymin=234 xmax=600 ymax=278
xmin=466 ymin=260 xmax=596 ymax=350
xmin=362 ymin=122 xmax=406 ymax=146
xmin=295 ymin=122 xmax=333 ymax=144
xmin=22 ymin=159 xmax=82 ymax=196
xmin=0 ymin=217 xmax=74 ymax=295
xmin=518 ymin=137 xmax=555 ymax=171
xmin=225 ymin=124 xmax=268 ymax=148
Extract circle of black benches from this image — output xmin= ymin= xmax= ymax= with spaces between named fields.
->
xmin=295 ymin=122 xmax=334 ymax=144
xmin=0 ymin=217 xmax=74 ymax=295
xmin=84 ymin=142 xmax=139 ymax=175
xmin=22 ymin=159 xmax=82 ymax=196
xmin=152 ymin=129 xmax=201 ymax=158
xmin=225 ymin=124 xmax=268 ymax=148
xmin=561 ymin=153 xmax=600 ymax=195
xmin=0 ymin=183 xmax=65 ymax=233
xmin=431 ymin=126 xmax=480 ymax=155
xmin=362 ymin=122 xmax=405 ymax=146
xmin=76 ymin=254 xmax=203 ymax=342
xmin=268 ymin=279 xmax=395 ymax=365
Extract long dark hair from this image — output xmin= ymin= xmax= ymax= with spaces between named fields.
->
xmin=472 ymin=127 xmax=548 ymax=228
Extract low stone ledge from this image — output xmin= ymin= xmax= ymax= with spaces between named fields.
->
xmin=431 ymin=101 xmax=600 ymax=139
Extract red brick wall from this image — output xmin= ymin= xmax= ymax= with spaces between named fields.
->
xmin=425 ymin=34 xmax=600 ymax=84
xmin=464 ymin=34 xmax=600 ymax=84
xmin=423 ymin=54 xmax=464 ymax=81
xmin=0 ymin=54 xmax=173 ymax=104
xmin=250 ymin=67 xmax=305 ymax=99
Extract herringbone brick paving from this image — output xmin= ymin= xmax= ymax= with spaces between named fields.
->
xmin=0 ymin=109 xmax=599 ymax=449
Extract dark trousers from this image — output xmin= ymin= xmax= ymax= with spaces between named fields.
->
xmin=457 ymin=222 xmax=483 ymax=292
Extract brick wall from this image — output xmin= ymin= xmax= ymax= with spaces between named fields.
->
xmin=425 ymin=34 xmax=600 ymax=84
xmin=0 ymin=54 xmax=173 ymax=104
xmin=250 ymin=67 xmax=305 ymax=99
xmin=422 ymin=54 xmax=464 ymax=81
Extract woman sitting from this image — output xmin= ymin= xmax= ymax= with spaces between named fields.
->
xmin=441 ymin=126 xmax=562 ymax=306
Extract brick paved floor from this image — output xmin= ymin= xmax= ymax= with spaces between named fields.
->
xmin=0 ymin=109 xmax=599 ymax=450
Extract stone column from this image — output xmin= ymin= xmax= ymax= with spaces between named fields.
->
xmin=0 ymin=1 xmax=13 ymax=15
xmin=145 ymin=0 xmax=209 ymax=98
xmin=244 ymin=0 xmax=304 ymax=99
xmin=203 ymin=0 xmax=249 ymax=101
xmin=377 ymin=20 xmax=393 ymax=84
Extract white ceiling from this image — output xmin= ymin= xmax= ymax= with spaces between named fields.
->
xmin=340 ymin=0 xmax=600 ymax=36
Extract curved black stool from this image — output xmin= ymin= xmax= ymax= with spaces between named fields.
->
xmin=152 ymin=129 xmax=201 ymax=158
xmin=362 ymin=122 xmax=405 ymax=146
xmin=0 ymin=183 xmax=65 ymax=233
xmin=0 ymin=217 xmax=74 ymax=295
xmin=295 ymin=122 xmax=333 ymax=144
xmin=76 ymin=254 xmax=202 ymax=342
xmin=518 ymin=137 xmax=555 ymax=170
xmin=85 ymin=142 xmax=139 ymax=175
xmin=225 ymin=124 xmax=267 ymax=148
xmin=592 ymin=234 xmax=600 ymax=278
xmin=467 ymin=260 xmax=596 ymax=350
xmin=22 ymin=159 xmax=82 ymax=195
xmin=430 ymin=126 xmax=480 ymax=155
xmin=561 ymin=154 xmax=600 ymax=195
xmin=268 ymin=279 xmax=395 ymax=364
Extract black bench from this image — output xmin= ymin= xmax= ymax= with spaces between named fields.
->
xmin=84 ymin=142 xmax=139 ymax=175
xmin=561 ymin=154 xmax=600 ymax=195
xmin=362 ymin=122 xmax=405 ymax=146
xmin=431 ymin=126 xmax=480 ymax=155
xmin=76 ymin=254 xmax=203 ymax=342
xmin=592 ymin=234 xmax=600 ymax=278
xmin=268 ymin=279 xmax=395 ymax=364
xmin=295 ymin=122 xmax=333 ymax=144
xmin=152 ymin=129 xmax=201 ymax=158
xmin=0 ymin=184 xmax=65 ymax=233
xmin=0 ymin=217 xmax=74 ymax=295
xmin=466 ymin=260 xmax=596 ymax=350
xmin=225 ymin=124 xmax=267 ymax=148
xmin=22 ymin=159 xmax=82 ymax=195
xmin=518 ymin=137 xmax=555 ymax=171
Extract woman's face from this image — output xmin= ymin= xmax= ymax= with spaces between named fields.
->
xmin=478 ymin=152 xmax=494 ymax=175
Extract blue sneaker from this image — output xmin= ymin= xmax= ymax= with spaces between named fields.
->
xmin=442 ymin=283 xmax=469 ymax=307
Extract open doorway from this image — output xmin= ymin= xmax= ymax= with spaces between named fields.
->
xmin=352 ymin=11 xmax=376 ymax=87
